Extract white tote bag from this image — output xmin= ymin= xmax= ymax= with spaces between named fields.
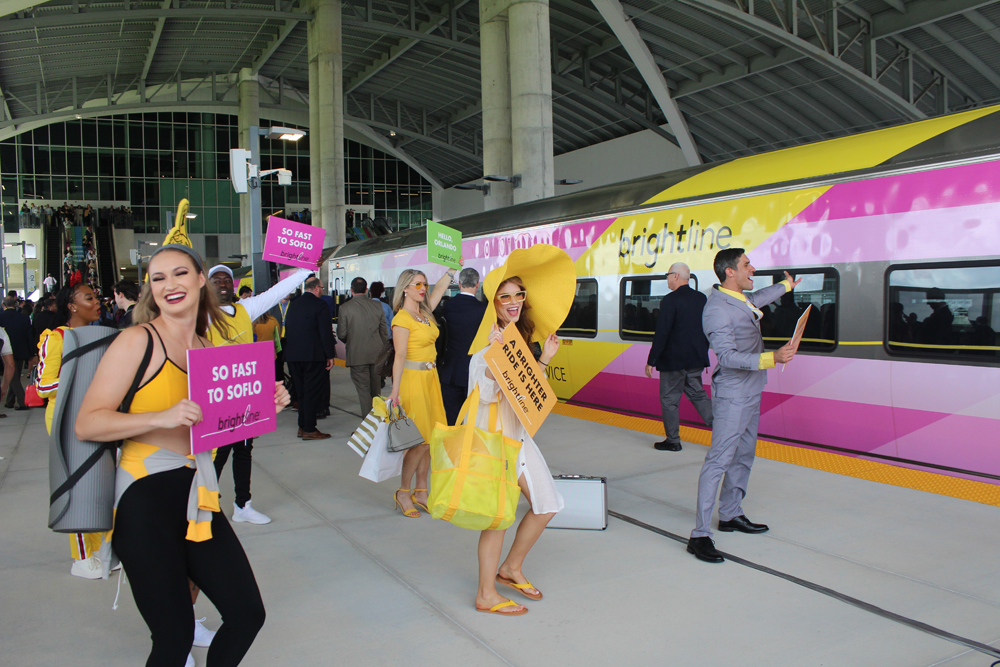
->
xmin=358 ymin=419 xmax=405 ymax=483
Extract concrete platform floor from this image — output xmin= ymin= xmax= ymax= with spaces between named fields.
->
xmin=2 ymin=366 xmax=999 ymax=667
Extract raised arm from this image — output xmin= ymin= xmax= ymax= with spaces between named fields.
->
xmin=240 ymin=268 xmax=312 ymax=321
xmin=75 ymin=327 xmax=202 ymax=442
xmin=426 ymin=268 xmax=456 ymax=313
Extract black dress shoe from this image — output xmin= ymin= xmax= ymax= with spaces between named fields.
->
xmin=687 ymin=536 xmax=725 ymax=563
xmin=718 ymin=515 xmax=769 ymax=534
xmin=653 ymin=440 xmax=682 ymax=451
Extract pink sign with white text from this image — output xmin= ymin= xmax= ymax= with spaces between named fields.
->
xmin=262 ymin=216 xmax=325 ymax=270
xmin=188 ymin=342 xmax=276 ymax=454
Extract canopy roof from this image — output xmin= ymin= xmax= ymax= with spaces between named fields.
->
xmin=1 ymin=0 xmax=997 ymax=187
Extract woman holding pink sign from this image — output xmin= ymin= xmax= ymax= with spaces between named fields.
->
xmin=386 ymin=264 xmax=458 ymax=517
xmin=76 ymin=244 xmax=290 ymax=667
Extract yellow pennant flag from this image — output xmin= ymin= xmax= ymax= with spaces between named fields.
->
xmin=163 ymin=199 xmax=193 ymax=247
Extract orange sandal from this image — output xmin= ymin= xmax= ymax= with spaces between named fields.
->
xmin=476 ymin=599 xmax=528 ymax=616
xmin=394 ymin=488 xmax=420 ymax=518
xmin=496 ymin=574 xmax=543 ymax=601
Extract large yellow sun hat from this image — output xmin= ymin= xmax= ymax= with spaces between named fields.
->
xmin=468 ymin=244 xmax=576 ymax=354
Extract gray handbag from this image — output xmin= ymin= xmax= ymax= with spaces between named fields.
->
xmin=385 ymin=402 xmax=425 ymax=452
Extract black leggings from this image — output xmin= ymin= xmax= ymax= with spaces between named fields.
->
xmin=113 ymin=467 xmax=266 ymax=667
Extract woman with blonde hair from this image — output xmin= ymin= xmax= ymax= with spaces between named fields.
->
xmin=75 ymin=244 xmax=289 ymax=666
xmin=464 ymin=245 xmax=575 ymax=616
xmin=386 ymin=264 xmax=459 ymax=517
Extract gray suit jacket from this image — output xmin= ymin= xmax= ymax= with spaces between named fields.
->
xmin=337 ymin=295 xmax=389 ymax=367
xmin=702 ymin=282 xmax=788 ymax=398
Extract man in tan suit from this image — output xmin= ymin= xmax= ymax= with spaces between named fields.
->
xmin=337 ymin=277 xmax=389 ymax=414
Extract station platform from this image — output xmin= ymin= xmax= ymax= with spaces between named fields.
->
xmin=2 ymin=366 xmax=999 ymax=667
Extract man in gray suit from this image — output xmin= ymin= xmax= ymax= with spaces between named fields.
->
xmin=687 ymin=248 xmax=801 ymax=564
xmin=337 ymin=277 xmax=389 ymax=414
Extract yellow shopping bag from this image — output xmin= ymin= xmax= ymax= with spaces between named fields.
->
xmin=429 ymin=386 xmax=522 ymax=531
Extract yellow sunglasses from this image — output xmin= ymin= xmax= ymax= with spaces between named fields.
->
xmin=409 ymin=282 xmax=428 ymax=290
xmin=497 ymin=290 xmax=527 ymax=304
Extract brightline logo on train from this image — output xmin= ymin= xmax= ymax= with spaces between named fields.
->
xmin=618 ymin=219 xmax=733 ymax=268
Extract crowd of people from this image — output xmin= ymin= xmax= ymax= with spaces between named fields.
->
xmin=18 ymin=202 xmax=134 ymax=229
xmin=0 ymin=240 xmax=829 ymax=664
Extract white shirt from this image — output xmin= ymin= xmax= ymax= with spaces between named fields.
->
xmin=220 ymin=268 xmax=312 ymax=319
xmin=43 ymin=276 xmax=57 ymax=287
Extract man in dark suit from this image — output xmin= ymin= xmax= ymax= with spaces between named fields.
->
xmin=113 ymin=279 xmax=139 ymax=329
xmin=0 ymin=295 xmax=36 ymax=410
xmin=439 ymin=268 xmax=488 ymax=425
xmin=337 ymin=277 xmax=389 ymax=414
xmin=284 ymin=275 xmax=336 ymax=440
xmin=644 ymin=263 xmax=713 ymax=452
xmin=33 ymin=296 xmax=59 ymax=338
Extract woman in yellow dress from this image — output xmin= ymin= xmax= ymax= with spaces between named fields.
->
xmin=386 ymin=265 xmax=457 ymax=517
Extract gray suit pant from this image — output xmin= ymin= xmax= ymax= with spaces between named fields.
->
xmin=691 ymin=394 xmax=762 ymax=538
xmin=350 ymin=364 xmax=380 ymax=414
xmin=659 ymin=368 xmax=713 ymax=445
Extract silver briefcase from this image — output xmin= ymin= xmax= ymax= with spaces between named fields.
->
xmin=547 ymin=475 xmax=608 ymax=530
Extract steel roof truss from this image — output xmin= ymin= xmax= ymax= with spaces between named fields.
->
xmin=664 ymin=0 xmax=924 ymax=120
xmin=921 ymin=22 xmax=1000 ymax=92
xmin=592 ymin=0 xmax=701 ymax=164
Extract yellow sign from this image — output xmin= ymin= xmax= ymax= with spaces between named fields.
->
xmin=484 ymin=324 xmax=556 ymax=438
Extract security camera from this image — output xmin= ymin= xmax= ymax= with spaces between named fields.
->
xmin=277 ymin=169 xmax=292 ymax=186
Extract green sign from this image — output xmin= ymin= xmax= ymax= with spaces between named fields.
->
xmin=426 ymin=220 xmax=462 ymax=269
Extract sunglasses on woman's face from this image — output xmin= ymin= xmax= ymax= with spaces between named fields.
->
xmin=497 ymin=290 xmax=527 ymax=304
xmin=409 ymin=282 xmax=427 ymax=290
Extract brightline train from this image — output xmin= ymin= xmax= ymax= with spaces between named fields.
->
xmin=330 ymin=106 xmax=1000 ymax=486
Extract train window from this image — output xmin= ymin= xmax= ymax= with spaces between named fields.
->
xmin=886 ymin=262 xmax=1000 ymax=359
xmin=619 ymin=274 xmax=698 ymax=341
xmin=557 ymin=279 xmax=598 ymax=338
xmin=750 ymin=269 xmax=838 ymax=352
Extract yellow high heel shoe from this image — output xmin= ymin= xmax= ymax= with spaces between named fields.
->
xmin=394 ymin=488 xmax=420 ymax=518
xmin=411 ymin=488 xmax=429 ymax=513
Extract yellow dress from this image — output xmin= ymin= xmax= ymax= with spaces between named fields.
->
xmin=391 ymin=309 xmax=447 ymax=442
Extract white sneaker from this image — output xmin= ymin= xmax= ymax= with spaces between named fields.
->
xmin=232 ymin=501 xmax=271 ymax=524
xmin=70 ymin=556 xmax=102 ymax=579
xmin=185 ymin=653 xmax=195 ymax=667
xmin=193 ymin=616 xmax=216 ymax=647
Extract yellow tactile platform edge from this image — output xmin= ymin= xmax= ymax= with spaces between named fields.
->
xmin=551 ymin=402 xmax=1000 ymax=508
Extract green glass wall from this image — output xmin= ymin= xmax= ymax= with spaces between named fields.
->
xmin=0 ymin=111 xmax=433 ymax=234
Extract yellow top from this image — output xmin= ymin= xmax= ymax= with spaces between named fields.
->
xmin=391 ymin=309 xmax=439 ymax=363
xmin=718 ymin=280 xmax=792 ymax=370
xmin=130 ymin=359 xmax=189 ymax=415
xmin=207 ymin=303 xmax=253 ymax=346
xmin=36 ymin=326 xmax=67 ymax=434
